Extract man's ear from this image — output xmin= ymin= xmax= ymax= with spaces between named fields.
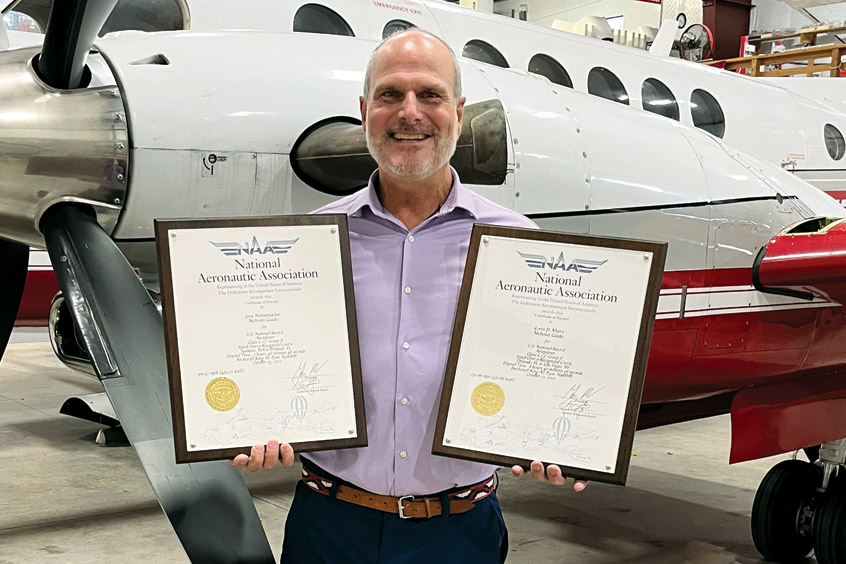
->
xmin=455 ymin=96 xmax=466 ymax=136
xmin=360 ymin=96 xmax=367 ymax=132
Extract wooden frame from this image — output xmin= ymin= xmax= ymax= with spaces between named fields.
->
xmin=432 ymin=225 xmax=666 ymax=485
xmin=155 ymin=215 xmax=366 ymax=463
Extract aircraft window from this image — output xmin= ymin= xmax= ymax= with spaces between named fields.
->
xmin=641 ymin=78 xmax=679 ymax=121
xmin=824 ymin=124 xmax=845 ymax=161
xmin=587 ymin=67 xmax=629 ymax=105
xmin=293 ymin=4 xmax=354 ymax=37
xmin=462 ymin=40 xmax=509 ymax=68
xmin=690 ymin=89 xmax=725 ymax=138
xmin=5 ymin=0 xmax=187 ymax=34
xmin=3 ymin=11 xmax=42 ymax=33
xmin=383 ymin=19 xmax=413 ymax=39
xmin=528 ymin=54 xmax=573 ymax=88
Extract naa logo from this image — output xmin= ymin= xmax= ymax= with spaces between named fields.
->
xmin=517 ymin=251 xmax=606 ymax=273
xmin=210 ymin=236 xmax=299 ymax=256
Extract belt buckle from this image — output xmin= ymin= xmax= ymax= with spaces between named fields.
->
xmin=397 ymin=495 xmax=414 ymax=519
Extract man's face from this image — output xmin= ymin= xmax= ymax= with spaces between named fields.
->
xmin=361 ymin=34 xmax=465 ymax=181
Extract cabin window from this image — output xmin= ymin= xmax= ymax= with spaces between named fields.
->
xmin=3 ymin=10 xmax=42 ymax=33
xmin=641 ymin=78 xmax=679 ymax=121
xmin=528 ymin=54 xmax=573 ymax=88
xmin=382 ymin=19 xmax=414 ymax=39
xmin=294 ymin=3 xmax=354 ymax=37
xmin=462 ymin=40 xmax=509 ymax=68
xmin=587 ymin=67 xmax=629 ymax=105
xmin=690 ymin=89 xmax=725 ymax=138
xmin=824 ymin=124 xmax=845 ymax=161
xmin=5 ymin=0 xmax=187 ymax=34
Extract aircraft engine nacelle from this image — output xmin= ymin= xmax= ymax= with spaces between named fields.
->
xmin=754 ymin=217 xmax=846 ymax=303
xmin=0 ymin=47 xmax=127 ymax=248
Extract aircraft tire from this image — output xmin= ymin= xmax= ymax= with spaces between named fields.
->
xmin=812 ymin=478 xmax=846 ymax=564
xmin=751 ymin=460 xmax=818 ymax=562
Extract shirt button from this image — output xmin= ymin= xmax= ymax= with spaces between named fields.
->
xmin=399 ymin=450 xmax=408 ymax=458
xmin=404 ymin=286 xmax=412 ymax=294
xmin=400 ymin=397 xmax=409 ymax=405
xmin=407 ymin=235 xmax=415 ymax=243
xmin=402 ymin=341 xmax=410 ymax=350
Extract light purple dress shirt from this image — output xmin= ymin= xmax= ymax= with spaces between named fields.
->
xmin=307 ymin=168 xmax=536 ymax=496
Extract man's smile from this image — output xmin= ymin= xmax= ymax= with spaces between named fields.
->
xmin=390 ymin=132 xmax=432 ymax=142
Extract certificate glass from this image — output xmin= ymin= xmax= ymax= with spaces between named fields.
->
xmin=155 ymin=215 xmax=366 ymax=463
xmin=433 ymin=225 xmax=666 ymax=485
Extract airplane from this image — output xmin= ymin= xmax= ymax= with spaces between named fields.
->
xmin=1 ymin=1 xmax=846 ymax=563
xmin=2 ymin=0 xmax=845 ymax=196
xmin=7 ymin=0 xmax=846 ymax=331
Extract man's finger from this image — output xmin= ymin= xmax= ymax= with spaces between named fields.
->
xmin=280 ymin=443 xmax=295 ymax=467
xmin=574 ymin=480 xmax=588 ymax=492
xmin=245 ymin=443 xmax=264 ymax=472
xmin=231 ymin=453 xmax=249 ymax=469
xmin=529 ymin=460 xmax=546 ymax=482
xmin=511 ymin=465 xmax=525 ymax=478
xmin=263 ymin=440 xmax=280 ymax=470
xmin=546 ymin=464 xmax=566 ymax=486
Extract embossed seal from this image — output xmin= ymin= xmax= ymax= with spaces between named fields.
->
xmin=205 ymin=377 xmax=240 ymax=412
xmin=471 ymin=382 xmax=505 ymax=416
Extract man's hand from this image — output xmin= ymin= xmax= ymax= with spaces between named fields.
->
xmin=512 ymin=461 xmax=588 ymax=491
xmin=231 ymin=440 xmax=295 ymax=472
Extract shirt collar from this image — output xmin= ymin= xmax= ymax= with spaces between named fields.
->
xmin=347 ymin=167 xmax=479 ymax=221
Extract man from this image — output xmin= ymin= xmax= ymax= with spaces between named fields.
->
xmin=233 ymin=29 xmax=586 ymax=563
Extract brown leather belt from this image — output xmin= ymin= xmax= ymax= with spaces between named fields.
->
xmin=300 ymin=466 xmax=496 ymax=519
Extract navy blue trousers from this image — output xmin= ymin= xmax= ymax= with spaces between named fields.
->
xmin=280 ymin=464 xmax=509 ymax=563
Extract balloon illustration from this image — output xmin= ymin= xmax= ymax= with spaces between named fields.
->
xmin=553 ymin=416 xmax=570 ymax=442
xmin=292 ymin=395 xmax=309 ymax=421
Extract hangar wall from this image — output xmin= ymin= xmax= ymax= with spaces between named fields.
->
xmin=494 ymin=0 xmax=661 ymax=31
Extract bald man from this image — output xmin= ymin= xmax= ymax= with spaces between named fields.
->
xmin=233 ymin=29 xmax=585 ymax=563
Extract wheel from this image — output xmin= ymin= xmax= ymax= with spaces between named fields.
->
xmin=751 ymin=460 xmax=819 ymax=562
xmin=813 ymin=480 xmax=846 ymax=564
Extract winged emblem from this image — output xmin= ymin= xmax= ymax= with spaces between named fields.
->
xmin=210 ymin=236 xmax=299 ymax=256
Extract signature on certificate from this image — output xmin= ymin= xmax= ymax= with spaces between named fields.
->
xmin=291 ymin=359 xmax=330 ymax=395
xmin=558 ymin=384 xmax=605 ymax=415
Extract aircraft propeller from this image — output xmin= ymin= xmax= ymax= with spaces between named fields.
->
xmin=37 ymin=0 xmax=117 ymax=89
xmin=0 ymin=240 xmax=28 ymax=361
xmin=10 ymin=1 xmax=278 ymax=561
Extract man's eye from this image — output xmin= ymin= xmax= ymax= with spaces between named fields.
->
xmin=421 ymin=92 xmax=441 ymax=99
xmin=380 ymin=91 xmax=399 ymax=98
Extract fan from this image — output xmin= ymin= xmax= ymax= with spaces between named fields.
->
xmin=679 ymin=24 xmax=714 ymax=62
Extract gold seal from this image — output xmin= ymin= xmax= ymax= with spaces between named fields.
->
xmin=471 ymin=382 xmax=505 ymax=416
xmin=205 ymin=377 xmax=240 ymax=412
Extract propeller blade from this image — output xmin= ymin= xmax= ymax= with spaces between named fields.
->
xmin=38 ymin=0 xmax=118 ymax=89
xmin=41 ymin=205 xmax=275 ymax=564
xmin=0 ymin=239 xmax=29 ymax=360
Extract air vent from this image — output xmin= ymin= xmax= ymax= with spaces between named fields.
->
xmin=129 ymin=54 xmax=171 ymax=66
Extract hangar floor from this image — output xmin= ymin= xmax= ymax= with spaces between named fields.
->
xmin=0 ymin=335 xmax=812 ymax=563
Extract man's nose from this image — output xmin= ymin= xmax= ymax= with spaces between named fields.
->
xmin=397 ymin=92 xmax=422 ymax=122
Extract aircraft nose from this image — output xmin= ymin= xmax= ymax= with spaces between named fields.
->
xmin=0 ymin=47 xmax=128 ymax=248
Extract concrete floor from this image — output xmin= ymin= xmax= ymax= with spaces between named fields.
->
xmin=0 ymin=336 xmax=809 ymax=563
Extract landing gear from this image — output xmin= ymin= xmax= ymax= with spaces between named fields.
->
xmin=751 ymin=460 xmax=818 ymax=562
xmin=813 ymin=484 xmax=846 ymax=564
xmin=751 ymin=439 xmax=846 ymax=564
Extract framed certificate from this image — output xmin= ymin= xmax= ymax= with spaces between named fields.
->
xmin=433 ymin=225 xmax=666 ymax=485
xmin=155 ymin=215 xmax=366 ymax=463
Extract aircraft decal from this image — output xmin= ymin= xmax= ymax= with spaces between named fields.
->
xmin=517 ymin=251 xmax=607 ymax=273
xmin=656 ymin=283 xmax=838 ymax=319
xmin=209 ymin=236 xmax=298 ymax=256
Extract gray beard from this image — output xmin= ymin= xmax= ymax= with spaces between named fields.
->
xmin=366 ymin=130 xmax=458 ymax=181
